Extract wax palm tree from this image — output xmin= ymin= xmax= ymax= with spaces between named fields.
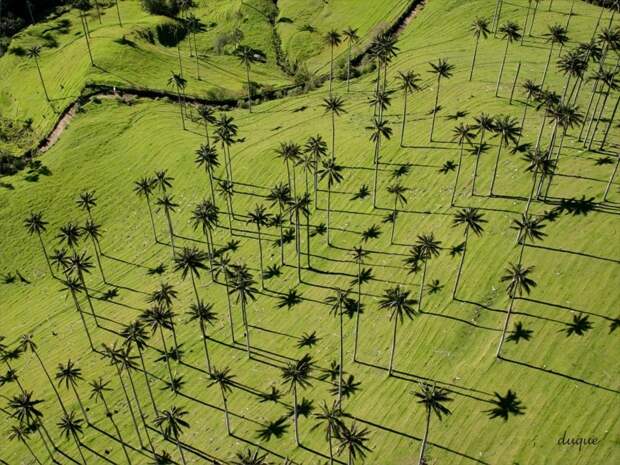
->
xmin=89 ymin=377 xmax=132 ymax=465
xmin=76 ymin=190 xmax=97 ymax=220
xmin=213 ymin=254 xmax=237 ymax=341
xmin=541 ymin=24 xmax=569 ymax=87
xmin=57 ymin=411 xmax=87 ymax=465
xmin=522 ymin=148 xmax=555 ymax=216
xmin=191 ymin=199 xmax=219 ymax=273
xmin=469 ymin=17 xmax=491 ymax=81
xmin=451 ymin=208 xmax=487 ymax=298
xmin=140 ymin=306 xmax=176 ymax=387
xmin=154 ymin=169 xmax=174 ymax=193
xmin=289 ymin=194 xmax=310 ymax=282
xmin=154 ymin=406 xmax=190 ymax=465
xmin=275 ymin=141 xmax=301 ymax=196
xmin=198 ymin=105 xmax=217 ymax=145
xmin=247 ymin=204 xmax=273 ymax=289
xmin=367 ymin=118 xmax=393 ymax=207
xmin=57 ymin=222 xmax=82 ymax=252
xmin=208 ymin=367 xmax=235 ymax=435
xmin=470 ymin=114 xmax=495 ymax=194
xmin=379 ymin=286 xmax=418 ymax=375
xmin=305 ymin=135 xmax=329 ymax=207
xmin=428 ymin=58 xmax=455 ymax=141
xmin=281 ymin=354 xmax=313 ymax=445
xmin=489 ymin=115 xmax=521 ymax=196
xmin=55 ymin=359 xmax=89 ymax=423
xmin=195 ymin=144 xmax=220 ymax=202
xmin=266 ymin=183 xmax=292 ymax=265
xmin=318 ymin=157 xmax=344 ymax=245
xmin=398 ymin=70 xmax=422 ymax=145
xmin=7 ymin=390 xmax=57 ymax=460
xmin=313 ymin=401 xmax=346 ymax=465
xmin=134 ymin=176 xmax=158 ymax=242
xmin=325 ymin=288 xmax=351 ymax=406
xmin=325 ymin=30 xmax=342 ymax=94
xmin=386 ymin=183 xmax=408 ymax=242
xmin=413 ymin=234 xmax=442 ymax=311
xmin=61 ymin=276 xmax=94 ymax=350
xmin=24 ymin=211 xmax=53 ymax=275
xmin=369 ymin=88 xmax=394 ymax=120
xmin=369 ymin=32 xmax=399 ymax=100
xmin=585 ymin=69 xmax=619 ymax=151
xmin=173 ymin=246 xmax=209 ymax=304
xmin=229 ymin=264 xmax=258 ymax=358
xmin=415 ymin=383 xmax=453 ymax=465
xmin=8 ymin=423 xmax=43 ymax=465
xmin=235 ymin=45 xmax=261 ymax=112
xmin=497 ymin=264 xmax=537 ymax=357
xmin=187 ymin=300 xmax=217 ymax=373
xmin=218 ymin=180 xmax=235 ymax=233
xmin=82 ymin=219 xmax=105 ymax=282
xmin=450 ymin=123 xmax=476 ymax=206
xmin=511 ymin=214 xmax=546 ymax=264
xmin=214 ymin=114 xmax=239 ymax=183
xmin=343 ymin=27 xmax=360 ymax=91
xmin=322 ymin=96 xmax=347 ymax=158
xmin=534 ymin=89 xmax=561 ymax=150
xmin=155 ymin=193 xmax=179 ymax=257
xmin=68 ymin=251 xmax=99 ymax=327
xmin=167 ymin=72 xmax=187 ymax=129
xmin=557 ymin=49 xmax=588 ymax=101
xmin=518 ymin=80 xmax=541 ymax=144
xmin=27 ymin=45 xmax=50 ymax=101
xmin=121 ymin=321 xmax=158 ymax=417
xmin=496 ymin=21 xmax=522 ymax=96
xmin=337 ymin=422 xmax=371 ymax=465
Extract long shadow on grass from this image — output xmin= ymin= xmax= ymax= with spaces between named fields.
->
xmin=525 ymin=242 xmax=620 ymax=264
xmin=517 ymin=297 xmax=617 ymax=322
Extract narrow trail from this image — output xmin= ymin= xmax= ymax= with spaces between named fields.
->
xmin=20 ymin=0 xmax=426 ymax=164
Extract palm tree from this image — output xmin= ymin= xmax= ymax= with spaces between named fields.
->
xmin=195 ymin=144 xmax=220 ymax=202
xmin=541 ymin=24 xmax=569 ymax=87
xmin=61 ymin=276 xmax=95 ymax=350
xmin=218 ymin=180 xmax=235 ymax=233
xmin=343 ymin=27 xmax=360 ymax=91
xmin=511 ymin=214 xmax=546 ymax=264
xmin=281 ymin=354 xmax=313 ymax=445
xmin=470 ymin=114 xmax=495 ymax=194
xmin=489 ymin=115 xmax=521 ymax=196
xmin=266 ymin=183 xmax=292 ymax=265
xmin=275 ymin=141 xmax=301 ymax=196
xmin=57 ymin=411 xmax=87 ymax=465
xmin=235 ymin=45 xmax=261 ymax=112
xmin=121 ymin=321 xmax=158 ymax=417
xmin=415 ymin=383 xmax=453 ymax=465
xmin=247 ymin=204 xmax=273 ymax=288
xmin=325 ymin=29 xmax=342 ymax=94
xmin=229 ymin=264 xmax=258 ymax=358
xmin=213 ymin=254 xmax=237 ymax=342
xmin=155 ymin=169 xmax=174 ymax=193
xmin=534 ymin=89 xmax=561 ymax=150
xmin=289 ymin=194 xmax=310 ymax=282
xmin=191 ymin=199 xmax=219 ymax=273
xmin=82 ymin=219 xmax=105 ymax=282
xmin=139 ymin=306 xmax=176 ymax=387
xmin=134 ymin=176 xmax=158 ymax=242
xmin=379 ymin=286 xmax=418 ymax=375
xmin=155 ymin=193 xmax=179 ymax=258
xmin=89 ymin=377 xmax=132 ymax=465
xmin=518 ymin=80 xmax=541 ymax=145
xmin=585 ymin=69 xmax=619 ymax=151
xmin=496 ymin=21 xmax=522 ymax=97
xmin=386 ymin=183 xmax=408 ymax=242
xmin=325 ymin=288 xmax=350 ymax=406
xmin=27 ymin=45 xmax=50 ymax=101
xmin=57 ymin=222 xmax=82 ymax=253
xmin=148 ymin=282 xmax=181 ymax=354
xmin=413 ymin=234 xmax=442 ymax=311
xmin=451 ymin=208 xmax=486 ymax=298
xmin=367 ymin=118 xmax=393 ymax=207
xmin=8 ymin=423 xmax=43 ymax=465
xmin=469 ymin=17 xmax=491 ymax=81
xmin=318 ymin=157 xmax=344 ymax=245
xmin=450 ymin=123 xmax=476 ymax=206
xmin=154 ymin=406 xmax=190 ymax=465
xmin=522 ymin=147 xmax=555 ymax=216
xmin=208 ymin=367 xmax=235 ymax=435
xmin=336 ymin=422 xmax=371 ymax=465
xmin=76 ymin=190 xmax=97 ymax=220
xmin=187 ymin=300 xmax=217 ymax=373
xmin=557 ymin=49 xmax=588 ymax=102
xmin=305 ymin=135 xmax=328 ymax=208
xmin=369 ymin=32 xmax=399 ymax=100
xmin=167 ymin=72 xmax=187 ymax=129
xmin=313 ymin=401 xmax=346 ymax=465
xmin=397 ymin=70 xmax=422 ymax=145
xmin=197 ymin=105 xmax=217 ymax=146
xmin=68 ymin=251 xmax=99 ymax=327
xmin=173 ymin=246 xmax=209 ymax=304
xmin=24 ymin=211 xmax=53 ymax=275
xmin=428 ymin=58 xmax=455 ymax=141
xmin=74 ymin=0 xmax=94 ymax=65
xmin=55 ymin=359 xmax=89 ymax=423
xmin=322 ymin=96 xmax=347 ymax=157
xmin=497 ymin=264 xmax=537 ymax=357
xmin=350 ymin=247 xmax=372 ymax=362
xmin=214 ymin=114 xmax=239 ymax=184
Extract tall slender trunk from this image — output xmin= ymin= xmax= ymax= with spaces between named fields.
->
xmin=388 ymin=318 xmax=398 ymax=375
xmin=136 ymin=347 xmax=158 ymax=418
xmin=221 ymin=388 xmax=231 ymax=434
xmin=93 ymin=0 xmax=102 ymax=23
xmin=400 ymin=87 xmax=409 ymax=146
xmin=91 ymin=237 xmax=106 ymax=283
xmin=327 ymin=427 xmax=334 ymax=465
xmin=521 ymin=3 xmax=531 ymax=45
xmin=165 ymin=209 xmax=176 ymax=257
xmin=33 ymin=350 xmax=68 ymax=417
xmin=223 ymin=274 xmax=235 ymax=342
xmin=242 ymin=301 xmax=251 ymax=358
xmin=418 ymin=409 xmax=431 ymax=465
xmin=114 ymin=363 xmax=144 ymax=447
xmin=429 ymin=77 xmax=441 ymax=141
xmin=71 ymin=385 xmax=89 ymax=424
xmin=292 ymin=385 xmax=300 ymax=445
xmin=125 ymin=366 xmax=155 ymax=452
xmin=33 ymin=58 xmax=50 ymax=101
xmin=603 ymin=155 xmax=620 ymax=201
xmin=496 ymin=40 xmax=510 ymax=97
xmin=78 ymin=269 xmax=99 ymax=327
xmin=528 ymin=0 xmax=539 ymax=35
xmin=145 ymin=195 xmax=158 ymax=242
xmin=587 ymin=88 xmax=611 ymax=150
xmin=114 ymin=0 xmax=123 ymax=27
xmin=71 ymin=430 xmax=87 ymax=465
xmin=509 ymin=62 xmax=521 ymax=104
xmin=453 ymin=228 xmax=469 ymax=298
xmin=246 ymin=64 xmax=252 ymax=113
xmin=70 ymin=289 xmax=94 ymax=350
xmin=346 ymin=42 xmax=353 ymax=92
xmin=578 ymin=80 xmax=600 ymax=141
xmin=327 ymin=185 xmax=332 ymax=246
xmin=353 ymin=263 xmax=362 ymax=362
xmin=338 ymin=309 xmax=343 ymax=407
xmin=418 ymin=260 xmax=428 ymax=311
xmin=540 ymin=43 xmax=554 ymax=87
xmin=496 ymin=296 xmax=515 ymax=357
xmin=23 ymin=438 xmax=44 ymax=465
xmin=101 ymin=395 xmax=132 ymax=465
xmin=489 ymin=141 xmax=503 ymax=196
xmin=451 ymin=145 xmax=464 ymax=206
xmin=600 ymin=94 xmax=620 ymax=150
xmin=469 ymin=35 xmax=481 ymax=81
xmin=329 ymin=45 xmax=334 ymax=95
xmin=257 ymin=227 xmax=264 ymax=289
xmin=372 ymin=137 xmax=381 ymax=208
xmin=295 ymin=211 xmax=301 ymax=283
xmin=159 ymin=327 xmax=175 ymax=387
xmin=36 ymin=233 xmax=53 ymax=276
xmin=80 ymin=13 xmax=94 ymax=65
xmin=175 ymin=434 xmax=187 ymax=465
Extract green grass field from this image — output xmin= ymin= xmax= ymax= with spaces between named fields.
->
xmin=1 ymin=0 xmax=619 ymax=464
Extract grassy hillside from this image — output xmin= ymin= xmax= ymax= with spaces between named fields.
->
xmin=1 ymin=0 xmax=619 ymax=464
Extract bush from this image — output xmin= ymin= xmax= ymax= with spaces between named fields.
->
xmin=141 ymin=0 xmax=179 ymax=17
xmin=155 ymin=21 xmax=187 ymax=47
xmin=0 ymin=152 xmax=26 ymax=176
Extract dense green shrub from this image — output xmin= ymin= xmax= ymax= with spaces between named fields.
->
xmin=141 ymin=0 xmax=180 ymax=17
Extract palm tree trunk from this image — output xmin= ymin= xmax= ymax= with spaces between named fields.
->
xmin=70 ymin=290 xmax=94 ymax=351
xmin=338 ymin=309 xmax=344 ymax=407
xmin=388 ymin=318 xmax=398 ymax=376
xmin=242 ymin=301 xmax=252 ymax=358
xmin=587 ymin=89 xmax=611 ymax=150
xmin=221 ymin=388 xmax=231 ymax=434
xmin=159 ymin=327 xmax=175 ymax=387
xmin=528 ymin=0 xmax=539 ymax=35
xmin=246 ymin=64 xmax=252 ymax=113
xmin=37 ymin=422 xmax=57 ymax=463
xmin=521 ymin=3 xmax=530 ymax=45
xmin=495 ymin=41 xmax=509 ymax=97
xmin=496 ymin=296 xmax=515 ymax=357
xmin=489 ymin=142 xmax=503 ymax=196
xmin=145 ymin=195 xmax=158 ymax=242
xmin=296 ymin=211 xmax=302 ymax=284
xmin=78 ymin=269 xmax=99 ymax=327
xmin=125 ymin=367 xmax=155 ymax=452
xmin=80 ymin=13 xmax=94 ymax=65
xmin=71 ymin=430 xmax=87 ymax=465
xmin=453 ymin=228 xmax=469 ymax=299
xmin=524 ymin=172 xmax=538 ymax=217
xmin=93 ymin=0 xmax=102 ymax=23
xmin=114 ymin=0 xmax=123 ymax=27
xmin=223 ymin=274 xmax=236 ymax=342
xmin=418 ymin=260 xmax=427 ymax=311
xmin=451 ymin=145 xmax=464 ymax=206
xmin=494 ymin=0 xmax=504 ymax=36
xmin=600 ymin=94 xmax=620 ymax=150
xmin=23 ymin=438 xmax=44 ymax=465
xmin=177 ymin=90 xmax=186 ymax=130
xmin=36 ymin=233 xmax=53 ymax=276
xmin=469 ymin=36 xmax=480 ymax=81
xmin=540 ymin=43 xmax=554 ymax=88
xmin=91 ymin=237 xmax=106 ymax=283
xmin=603 ymin=155 xmax=620 ymax=201
xmin=346 ymin=42 xmax=352 ymax=92
xmin=293 ymin=385 xmax=300 ymax=445
xmin=165 ymin=209 xmax=176 ymax=257
xmin=327 ymin=427 xmax=334 ymax=465
xmin=418 ymin=409 xmax=431 ymax=465
xmin=353 ymin=264 xmax=362 ymax=362
xmin=517 ymin=98 xmax=530 ymax=145
xmin=136 ymin=347 xmax=158 ymax=418
xmin=429 ymin=77 xmax=441 ymax=141
xmin=114 ymin=364 xmax=144 ymax=448
xmin=331 ymin=112 xmax=336 ymax=156
xmin=327 ymin=185 xmax=332 ymax=246
xmin=329 ymin=45 xmax=334 ymax=95
xmin=509 ymin=61 xmax=521 ymax=104
xmin=33 ymin=350 xmax=68 ymax=417
xmin=306 ymin=209 xmax=312 ymax=269
xmin=257 ymin=227 xmax=265 ymax=289
xmin=535 ymin=112 xmax=547 ymax=150
xmin=199 ymin=320 xmax=212 ymax=373
xmin=71 ymin=385 xmax=89 ymax=424
xmin=175 ymin=435 xmax=188 ymax=465
xmin=579 ymin=80 xmax=600 ymax=141
xmin=400 ymin=87 xmax=409 ymax=146
xmin=34 ymin=58 xmax=50 ymax=101
xmin=101 ymin=395 xmax=132 ymax=465
xmin=372 ymin=137 xmax=381 ymax=208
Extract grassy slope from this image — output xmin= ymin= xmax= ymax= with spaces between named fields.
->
xmin=1 ymin=0 xmax=620 ymax=464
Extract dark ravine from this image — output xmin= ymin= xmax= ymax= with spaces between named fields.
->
xmin=13 ymin=0 xmax=427 ymax=167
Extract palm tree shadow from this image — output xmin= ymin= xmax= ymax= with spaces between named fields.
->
xmin=101 ymin=252 xmax=151 ymax=269
xmin=79 ymin=442 xmax=118 ymax=465
xmin=524 ymin=243 xmax=620 ymax=264
xmin=230 ymin=433 xmax=297 ymax=464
